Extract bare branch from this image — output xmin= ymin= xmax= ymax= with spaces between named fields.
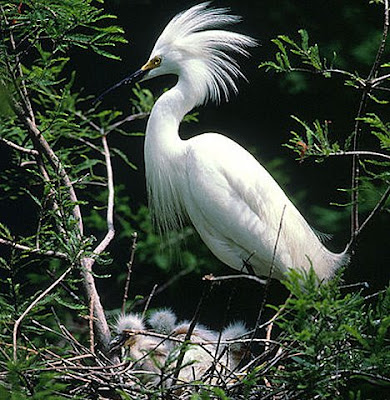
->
xmin=106 ymin=112 xmax=149 ymax=135
xmin=0 ymin=238 xmax=68 ymax=259
xmin=368 ymin=0 xmax=390 ymax=80
xmin=89 ymin=296 xmax=95 ymax=354
xmin=329 ymin=150 xmax=390 ymax=161
xmin=203 ymin=273 xmax=267 ymax=285
xmin=142 ymin=283 xmax=158 ymax=318
xmin=91 ymin=134 xmax=115 ymax=256
xmin=352 ymin=184 xmax=390 ymax=245
xmin=0 ymin=136 xmax=38 ymax=155
xmin=13 ymin=266 xmax=72 ymax=360
xmin=122 ymin=232 xmax=138 ymax=314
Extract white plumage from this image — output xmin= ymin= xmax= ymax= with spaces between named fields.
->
xmin=112 ymin=311 xmax=248 ymax=386
xmin=103 ymin=2 xmax=349 ymax=280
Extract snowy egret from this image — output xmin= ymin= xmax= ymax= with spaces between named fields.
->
xmin=111 ymin=311 xmax=248 ymax=385
xmin=99 ymin=3 xmax=348 ymax=281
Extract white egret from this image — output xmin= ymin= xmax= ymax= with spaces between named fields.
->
xmin=99 ymin=2 xmax=348 ymax=281
xmin=112 ymin=311 xmax=248 ymax=385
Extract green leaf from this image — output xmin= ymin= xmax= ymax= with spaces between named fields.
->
xmin=111 ymin=148 xmax=138 ymax=170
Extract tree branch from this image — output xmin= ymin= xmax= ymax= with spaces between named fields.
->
xmin=13 ymin=266 xmax=72 ymax=360
xmin=329 ymin=150 xmax=390 ymax=161
xmin=90 ymin=134 xmax=115 ymax=256
xmin=0 ymin=238 xmax=68 ymax=259
xmin=0 ymin=136 xmax=38 ymax=155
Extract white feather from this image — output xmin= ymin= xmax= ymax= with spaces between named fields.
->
xmin=115 ymin=313 xmax=145 ymax=334
xmin=138 ymin=3 xmax=349 ymax=281
xmin=148 ymin=308 xmax=177 ymax=334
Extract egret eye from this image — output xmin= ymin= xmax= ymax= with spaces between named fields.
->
xmin=153 ymin=56 xmax=162 ymax=67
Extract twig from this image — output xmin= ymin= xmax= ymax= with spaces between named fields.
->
xmin=91 ymin=134 xmax=115 ymax=256
xmin=355 ymin=184 xmax=390 ymax=239
xmin=255 ymin=205 xmax=287 ymax=329
xmin=121 ymin=232 xmax=138 ymax=314
xmin=350 ymin=0 xmax=389 ymax=243
xmin=329 ymin=150 xmax=390 ymax=161
xmin=13 ymin=266 xmax=72 ymax=360
xmin=89 ymin=295 xmax=95 ymax=354
xmin=0 ymin=238 xmax=68 ymax=259
xmin=106 ymin=112 xmax=149 ymax=135
xmin=203 ymin=273 xmax=267 ymax=286
xmin=172 ymin=282 xmax=211 ymax=385
xmin=368 ymin=0 xmax=389 ymax=81
xmin=0 ymin=136 xmax=38 ymax=155
xmin=142 ymin=284 xmax=158 ymax=319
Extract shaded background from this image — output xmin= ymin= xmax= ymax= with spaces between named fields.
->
xmin=2 ymin=0 xmax=389 ymax=328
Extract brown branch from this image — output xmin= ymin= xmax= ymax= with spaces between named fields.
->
xmin=13 ymin=266 xmax=72 ymax=360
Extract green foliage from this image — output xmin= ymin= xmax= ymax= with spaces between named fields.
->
xmin=286 ymin=116 xmax=341 ymax=161
xmin=261 ymin=7 xmax=390 ymax=230
xmin=268 ymin=270 xmax=390 ymax=399
xmin=260 ymin=29 xmax=335 ymax=75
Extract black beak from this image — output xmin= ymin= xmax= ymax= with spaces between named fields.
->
xmin=93 ymin=68 xmax=148 ymax=104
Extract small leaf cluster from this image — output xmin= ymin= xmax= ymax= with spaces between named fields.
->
xmin=259 ymin=29 xmax=334 ymax=76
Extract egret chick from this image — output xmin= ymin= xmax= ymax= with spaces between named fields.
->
xmin=112 ymin=313 xmax=170 ymax=384
xmin=98 ymin=3 xmax=348 ymax=281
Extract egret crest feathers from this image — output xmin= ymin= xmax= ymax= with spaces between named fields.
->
xmin=150 ymin=2 xmax=257 ymax=104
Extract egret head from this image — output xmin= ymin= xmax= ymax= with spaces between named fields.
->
xmin=95 ymin=2 xmax=256 ymax=105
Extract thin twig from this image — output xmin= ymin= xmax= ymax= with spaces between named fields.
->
xmin=106 ymin=112 xmax=149 ymax=135
xmin=353 ymin=184 xmax=390 ymax=244
xmin=172 ymin=282 xmax=211 ymax=385
xmin=0 ymin=136 xmax=38 ymax=155
xmin=121 ymin=232 xmax=138 ymax=314
xmin=89 ymin=295 xmax=95 ymax=354
xmin=13 ymin=266 xmax=72 ymax=360
xmin=203 ymin=273 xmax=267 ymax=286
xmin=368 ymin=0 xmax=390 ymax=80
xmin=0 ymin=238 xmax=68 ymax=259
xmin=142 ymin=284 xmax=158 ymax=319
xmin=91 ymin=134 xmax=115 ymax=256
xmin=256 ymin=205 xmax=286 ymax=327
xmin=329 ymin=150 xmax=390 ymax=161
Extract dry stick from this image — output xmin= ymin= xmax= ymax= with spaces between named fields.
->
xmin=13 ymin=266 xmax=72 ymax=360
xmin=121 ymin=232 xmax=138 ymax=314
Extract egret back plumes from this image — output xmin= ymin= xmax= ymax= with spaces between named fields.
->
xmin=101 ymin=3 xmax=349 ymax=281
